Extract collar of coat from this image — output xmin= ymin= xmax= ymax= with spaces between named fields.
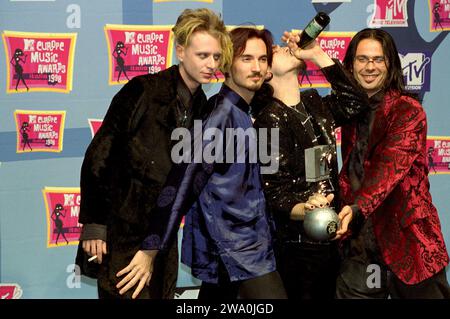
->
xmin=152 ymin=65 xmax=207 ymax=129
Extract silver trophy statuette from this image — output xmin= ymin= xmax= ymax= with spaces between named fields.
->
xmin=303 ymin=207 xmax=340 ymax=242
xmin=305 ymin=145 xmax=334 ymax=182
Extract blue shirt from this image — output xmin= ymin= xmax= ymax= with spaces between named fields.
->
xmin=142 ymin=85 xmax=276 ymax=284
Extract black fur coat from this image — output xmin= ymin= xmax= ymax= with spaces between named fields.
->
xmin=75 ymin=65 xmax=207 ymax=298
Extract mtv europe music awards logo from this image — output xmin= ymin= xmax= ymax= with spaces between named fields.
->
xmin=42 ymin=187 xmax=82 ymax=247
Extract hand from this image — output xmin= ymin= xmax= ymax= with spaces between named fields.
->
xmin=116 ymin=250 xmax=158 ymax=299
xmin=281 ymin=31 xmax=334 ymax=68
xmin=305 ymin=193 xmax=334 ymax=210
xmin=333 ymin=205 xmax=353 ymax=240
xmin=82 ymin=239 xmax=107 ymax=264
xmin=290 ymin=203 xmax=306 ymax=221
xmin=281 ymin=31 xmax=301 ymax=57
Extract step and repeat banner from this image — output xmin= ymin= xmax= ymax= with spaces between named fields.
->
xmin=0 ymin=0 xmax=449 ymax=299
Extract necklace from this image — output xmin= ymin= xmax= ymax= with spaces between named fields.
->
xmin=288 ymin=101 xmax=321 ymax=144
xmin=176 ymin=94 xmax=190 ymax=127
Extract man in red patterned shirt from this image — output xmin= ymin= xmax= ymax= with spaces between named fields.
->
xmin=334 ymin=28 xmax=450 ymax=298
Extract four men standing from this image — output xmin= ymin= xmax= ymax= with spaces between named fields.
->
xmin=76 ymin=8 xmax=450 ymax=300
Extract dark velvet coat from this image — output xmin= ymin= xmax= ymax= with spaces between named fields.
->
xmin=75 ymin=65 xmax=207 ymax=298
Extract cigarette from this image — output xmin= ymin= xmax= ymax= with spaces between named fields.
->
xmin=88 ymin=255 xmax=98 ymax=262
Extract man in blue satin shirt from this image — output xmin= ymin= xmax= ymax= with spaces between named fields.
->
xmin=115 ymin=27 xmax=287 ymax=299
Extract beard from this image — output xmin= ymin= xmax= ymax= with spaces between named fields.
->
xmin=246 ymin=81 xmax=263 ymax=91
xmin=245 ymin=73 xmax=264 ymax=91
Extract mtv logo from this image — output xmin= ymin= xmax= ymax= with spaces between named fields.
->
xmin=369 ymin=0 xmax=408 ymax=27
xmin=124 ymin=32 xmax=136 ymax=44
xmin=400 ymin=52 xmax=431 ymax=91
xmin=305 ymin=145 xmax=333 ymax=182
xmin=378 ymin=0 xmax=407 ymax=19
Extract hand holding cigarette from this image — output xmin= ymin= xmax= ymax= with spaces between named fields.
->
xmin=82 ymin=239 xmax=107 ymax=264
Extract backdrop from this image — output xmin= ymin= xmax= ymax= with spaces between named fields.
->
xmin=0 ymin=0 xmax=449 ymax=299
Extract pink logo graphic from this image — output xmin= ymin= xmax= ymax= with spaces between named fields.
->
xmin=0 ymin=284 xmax=23 ymax=299
xmin=2 ymin=31 xmax=77 ymax=93
xmin=104 ymin=25 xmax=174 ymax=85
xmin=292 ymin=31 xmax=355 ymax=88
xmin=426 ymin=137 xmax=450 ymax=174
xmin=88 ymin=119 xmax=103 ymax=138
xmin=369 ymin=0 xmax=408 ymax=27
xmin=14 ymin=110 xmax=66 ymax=153
xmin=42 ymin=187 xmax=82 ymax=247
xmin=429 ymin=0 xmax=450 ymax=32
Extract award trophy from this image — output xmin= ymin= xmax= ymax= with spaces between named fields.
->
xmin=303 ymin=145 xmax=340 ymax=241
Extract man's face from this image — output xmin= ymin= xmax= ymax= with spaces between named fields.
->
xmin=271 ymin=45 xmax=305 ymax=76
xmin=177 ymin=31 xmax=222 ymax=92
xmin=352 ymin=38 xmax=388 ymax=97
xmin=226 ymin=37 xmax=269 ymax=103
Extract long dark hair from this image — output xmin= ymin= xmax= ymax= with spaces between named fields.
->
xmin=343 ymin=28 xmax=405 ymax=95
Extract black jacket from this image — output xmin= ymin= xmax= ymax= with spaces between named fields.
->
xmin=253 ymin=61 xmax=368 ymax=243
xmin=75 ymin=65 xmax=208 ymax=298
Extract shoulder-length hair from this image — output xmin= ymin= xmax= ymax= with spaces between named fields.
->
xmin=343 ymin=28 xmax=405 ymax=94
